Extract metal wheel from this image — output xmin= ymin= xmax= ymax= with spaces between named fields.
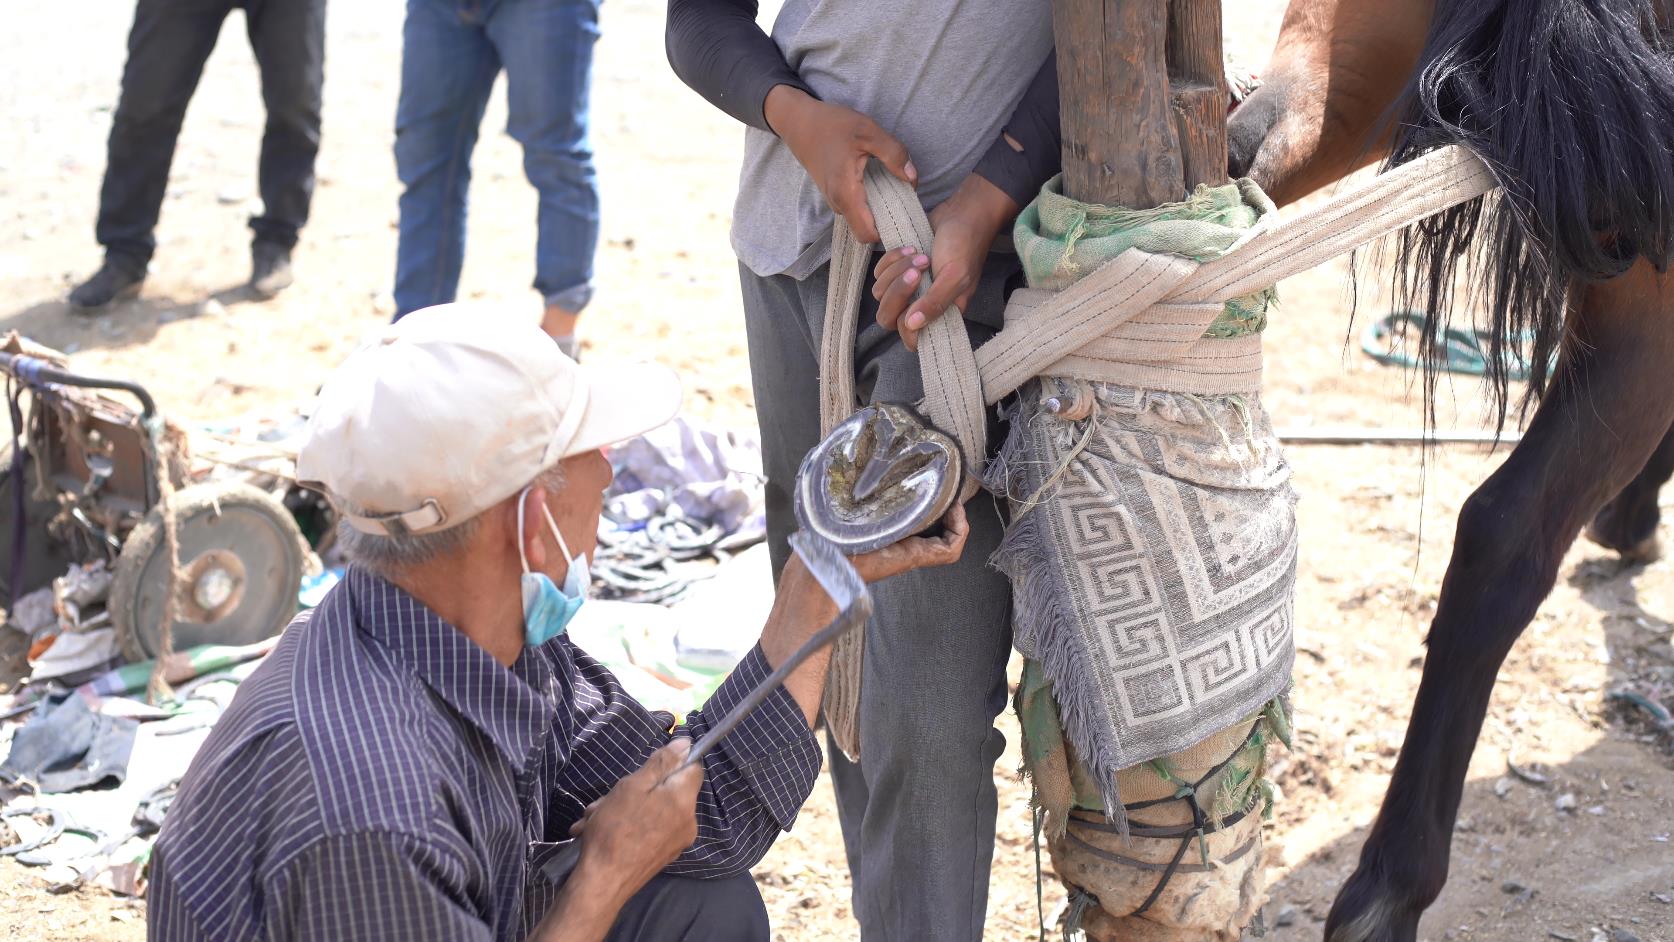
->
xmin=111 ymin=481 xmax=306 ymax=662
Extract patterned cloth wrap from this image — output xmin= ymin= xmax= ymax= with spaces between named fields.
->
xmin=987 ymin=175 xmax=1298 ymax=828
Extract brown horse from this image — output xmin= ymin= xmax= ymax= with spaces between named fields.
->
xmin=1229 ymin=0 xmax=1674 ymax=939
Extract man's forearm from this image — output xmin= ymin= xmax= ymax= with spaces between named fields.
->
xmin=756 ymin=555 xmax=838 ymax=725
xmin=530 ymin=862 xmax=626 ymax=942
xmin=935 ymin=172 xmax=1022 ymax=245
xmin=665 ymin=0 xmax=813 ymax=132
xmin=763 ymin=84 xmax=818 ymax=139
xmin=971 ymin=51 xmax=1062 ymax=208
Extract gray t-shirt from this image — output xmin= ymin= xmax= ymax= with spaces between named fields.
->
xmin=731 ymin=1 xmax=1054 ymax=279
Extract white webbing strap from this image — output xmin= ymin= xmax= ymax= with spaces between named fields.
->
xmin=813 ymin=144 xmax=1497 ymax=758
xmin=1175 ymin=144 xmax=1498 ymax=304
xmin=821 ymin=163 xmax=991 ymax=501
xmin=823 ymin=145 xmax=1496 ymax=462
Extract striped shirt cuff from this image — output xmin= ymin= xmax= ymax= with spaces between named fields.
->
xmin=698 ymin=646 xmax=822 ymax=830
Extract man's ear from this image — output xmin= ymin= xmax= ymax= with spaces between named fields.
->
xmin=519 ymin=486 xmax=550 ymax=570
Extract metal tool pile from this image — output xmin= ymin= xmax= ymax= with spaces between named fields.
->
xmin=1 ymin=333 xmax=334 ymax=897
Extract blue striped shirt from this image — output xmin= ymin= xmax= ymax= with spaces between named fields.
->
xmin=148 ymin=566 xmax=821 ymax=941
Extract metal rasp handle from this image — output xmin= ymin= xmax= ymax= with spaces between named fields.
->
xmin=673 ymin=530 xmax=868 ymax=772
xmin=540 ymin=532 xmax=868 ymax=885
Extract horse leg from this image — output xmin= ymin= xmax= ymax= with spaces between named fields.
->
xmin=1324 ymin=263 xmax=1674 ymax=942
xmin=1586 ymin=419 xmax=1674 ymax=563
xmin=1227 ymin=0 xmax=1432 ymax=205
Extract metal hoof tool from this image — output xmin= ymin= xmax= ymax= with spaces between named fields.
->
xmin=794 ymin=403 xmax=962 ymax=554
xmin=545 ymin=410 xmax=956 ymax=884
xmin=673 ymin=531 xmax=869 ymax=773
xmin=540 ymin=531 xmax=871 ymax=886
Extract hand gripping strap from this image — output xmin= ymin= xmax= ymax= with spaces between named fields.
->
xmin=821 ymin=163 xmax=991 ymax=503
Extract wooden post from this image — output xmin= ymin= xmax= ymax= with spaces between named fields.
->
xmin=1166 ymin=0 xmax=1228 ymax=191
xmin=1052 ymin=0 xmax=1226 ymax=207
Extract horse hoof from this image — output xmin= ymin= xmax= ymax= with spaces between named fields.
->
xmin=794 ymin=403 xmax=961 ymax=554
xmin=1619 ymin=533 xmax=1662 ymax=564
xmin=1584 ymin=523 xmax=1662 ymax=564
xmin=1326 ymin=886 xmax=1422 ymax=942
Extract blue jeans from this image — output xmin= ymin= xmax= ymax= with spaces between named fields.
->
xmin=393 ymin=0 xmax=600 ymax=318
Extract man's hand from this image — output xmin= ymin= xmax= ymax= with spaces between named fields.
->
xmin=850 ymin=502 xmax=970 ymax=584
xmin=764 ymin=85 xmax=916 ymax=244
xmin=533 ymin=742 xmax=702 ymax=942
xmin=570 ymin=740 xmax=703 ymax=877
xmin=872 ymin=173 xmax=1019 ymax=351
xmin=761 ymin=503 xmax=971 ymax=724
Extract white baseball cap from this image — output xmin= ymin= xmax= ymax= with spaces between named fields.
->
xmin=297 ymin=303 xmax=682 ymax=537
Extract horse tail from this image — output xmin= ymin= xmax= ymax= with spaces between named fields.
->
xmin=1388 ymin=0 xmax=1674 ymax=428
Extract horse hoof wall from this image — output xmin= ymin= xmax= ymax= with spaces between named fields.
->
xmin=794 ymin=403 xmax=961 ymax=554
xmin=1619 ymin=534 xmax=1662 ymax=564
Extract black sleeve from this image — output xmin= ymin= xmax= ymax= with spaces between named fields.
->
xmin=665 ymin=0 xmax=816 ymax=133
xmin=971 ymin=51 xmax=1062 ymax=208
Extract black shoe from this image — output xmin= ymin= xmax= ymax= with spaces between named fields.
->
xmin=250 ymin=242 xmax=294 ymax=299
xmin=68 ymin=260 xmax=144 ymax=310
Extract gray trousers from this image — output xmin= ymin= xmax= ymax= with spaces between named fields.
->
xmin=738 ymin=256 xmax=1018 ymax=941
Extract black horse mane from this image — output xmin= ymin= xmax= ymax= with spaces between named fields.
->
xmin=1388 ymin=0 xmax=1674 ymax=429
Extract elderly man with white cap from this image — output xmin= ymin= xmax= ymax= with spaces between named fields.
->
xmin=146 ymin=304 xmax=968 ymax=942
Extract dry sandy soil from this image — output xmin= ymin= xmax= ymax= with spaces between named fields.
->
xmin=1 ymin=2 xmax=1671 ymax=940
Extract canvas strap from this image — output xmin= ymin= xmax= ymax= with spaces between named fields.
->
xmin=815 ymin=145 xmax=1498 ymax=758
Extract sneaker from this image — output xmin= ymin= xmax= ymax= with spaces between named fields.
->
xmin=250 ymin=242 xmax=294 ymax=299
xmin=68 ymin=260 xmax=144 ymax=310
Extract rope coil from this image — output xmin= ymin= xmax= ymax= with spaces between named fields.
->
xmin=142 ymin=416 xmax=181 ymax=705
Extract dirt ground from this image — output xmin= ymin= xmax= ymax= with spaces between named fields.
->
xmin=2 ymin=2 xmax=1671 ymax=940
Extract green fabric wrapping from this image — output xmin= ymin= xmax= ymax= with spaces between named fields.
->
xmin=1013 ymin=176 xmax=1279 ymax=337
xmin=1018 ymin=657 xmax=1290 ymax=828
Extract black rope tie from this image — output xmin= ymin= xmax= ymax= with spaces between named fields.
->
xmin=1065 ymin=721 xmax=1265 ymax=920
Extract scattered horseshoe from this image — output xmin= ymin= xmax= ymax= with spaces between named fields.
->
xmin=0 ymin=807 xmax=67 ymax=857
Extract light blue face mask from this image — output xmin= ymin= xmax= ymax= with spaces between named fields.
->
xmin=517 ymin=487 xmax=590 ymax=648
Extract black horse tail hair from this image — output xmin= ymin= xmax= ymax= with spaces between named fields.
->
xmin=1387 ymin=0 xmax=1674 ymax=430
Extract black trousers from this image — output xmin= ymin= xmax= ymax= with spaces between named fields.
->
xmin=96 ymin=0 xmax=326 ymax=267
xmin=604 ymin=873 xmax=771 ymax=941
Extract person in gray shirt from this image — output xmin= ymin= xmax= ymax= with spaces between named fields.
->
xmin=668 ymin=4 xmax=1060 ymax=938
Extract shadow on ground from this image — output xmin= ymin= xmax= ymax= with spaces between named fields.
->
xmin=1257 ymin=540 xmax=1674 ymax=942
xmin=1259 ymin=732 xmax=1673 ymax=941
xmin=2 ymin=284 xmax=262 ymax=357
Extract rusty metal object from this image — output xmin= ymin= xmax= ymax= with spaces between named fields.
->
xmin=179 ymin=549 xmax=248 ymax=623
xmin=794 ymin=404 xmax=961 ymax=555
xmin=110 ymin=481 xmax=306 ymax=661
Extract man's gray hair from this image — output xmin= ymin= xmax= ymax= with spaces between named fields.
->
xmin=335 ymin=465 xmax=566 ymax=577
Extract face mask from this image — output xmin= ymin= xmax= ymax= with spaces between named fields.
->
xmin=517 ymin=487 xmax=590 ymax=647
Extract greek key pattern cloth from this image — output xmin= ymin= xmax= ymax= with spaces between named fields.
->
xmin=990 ymin=381 xmax=1298 ymax=808
xmin=147 ymin=566 xmax=820 ymax=942
xmin=821 ymin=145 xmax=1496 ymax=799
